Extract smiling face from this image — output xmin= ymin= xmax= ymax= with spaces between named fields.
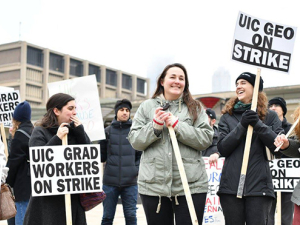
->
xmin=236 ymin=79 xmax=253 ymax=104
xmin=54 ymin=100 xmax=77 ymax=125
xmin=161 ymin=66 xmax=186 ymax=101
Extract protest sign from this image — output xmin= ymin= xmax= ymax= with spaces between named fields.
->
xmin=270 ymin=158 xmax=300 ymax=192
xmin=29 ymin=144 xmax=102 ymax=196
xmin=0 ymin=90 xmax=20 ymax=127
xmin=232 ymin=11 xmax=297 ymax=73
xmin=203 ymin=157 xmax=225 ymax=225
xmin=47 ymin=75 xmax=105 ymax=141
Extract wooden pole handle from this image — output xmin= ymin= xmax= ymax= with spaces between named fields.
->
xmin=237 ymin=68 xmax=261 ymax=198
xmin=168 ymin=126 xmax=199 ymax=225
xmin=62 ymin=134 xmax=72 ymax=225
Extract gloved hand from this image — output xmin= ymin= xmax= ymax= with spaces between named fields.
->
xmin=240 ymin=110 xmax=259 ymax=128
xmin=166 ymin=114 xmax=179 ymax=131
xmin=1 ymin=167 xmax=9 ymax=184
xmin=153 ymin=107 xmax=168 ymax=130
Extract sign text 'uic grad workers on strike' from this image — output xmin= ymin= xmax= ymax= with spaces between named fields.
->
xmin=232 ymin=11 xmax=297 ymax=73
xmin=29 ymin=144 xmax=102 ymax=196
xmin=0 ymin=90 xmax=20 ymax=126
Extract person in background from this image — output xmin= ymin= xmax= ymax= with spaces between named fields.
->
xmin=23 ymin=93 xmax=90 ymax=225
xmin=217 ymin=72 xmax=283 ymax=225
xmin=100 ymin=99 xmax=142 ymax=225
xmin=6 ymin=101 xmax=34 ymax=225
xmin=274 ymin=105 xmax=300 ymax=225
xmin=0 ymin=136 xmax=9 ymax=185
xmin=7 ymin=127 xmax=15 ymax=225
xmin=128 ymin=63 xmax=213 ymax=225
xmin=202 ymin=108 xmax=221 ymax=164
xmin=268 ymin=97 xmax=294 ymax=225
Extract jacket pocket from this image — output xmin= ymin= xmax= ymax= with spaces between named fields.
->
xmin=182 ymin=158 xmax=204 ymax=183
xmin=139 ymin=158 xmax=156 ymax=183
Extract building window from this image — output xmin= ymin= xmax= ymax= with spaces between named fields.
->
xmin=89 ymin=64 xmax=101 ymax=82
xmin=50 ymin=53 xmax=64 ymax=72
xmin=137 ymin=78 xmax=146 ymax=94
xmin=122 ymin=74 xmax=132 ymax=90
xmin=70 ymin=59 xmax=83 ymax=76
xmin=27 ymin=46 xmax=43 ymax=67
xmin=106 ymin=69 xmax=117 ymax=86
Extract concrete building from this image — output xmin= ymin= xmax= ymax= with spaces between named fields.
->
xmin=0 ymin=41 xmax=150 ymax=107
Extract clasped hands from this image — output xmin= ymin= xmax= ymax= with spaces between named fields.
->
xmin=153 ymin=107 xmax=178 ymax=130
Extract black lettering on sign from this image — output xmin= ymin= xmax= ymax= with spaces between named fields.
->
xmin=232 ymin=40 xmax=290 ymax=72
xmin=34 ymin=180 xmax=52 ymax=194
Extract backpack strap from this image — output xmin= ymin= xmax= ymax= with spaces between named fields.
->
xmin=16 ymin=129 xmax=31 ymax=139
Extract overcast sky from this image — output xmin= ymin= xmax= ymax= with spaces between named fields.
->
xmin=1 ymin=0 xmax=299 ymax=95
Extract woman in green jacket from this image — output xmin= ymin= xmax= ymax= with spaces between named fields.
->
xmin=128 ymin=63 xmax=213 ymax=225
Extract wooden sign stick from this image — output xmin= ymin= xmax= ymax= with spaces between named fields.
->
xmin=168 ymin=126 xmax=198 ymax=225
xmin=274 ymin=116 xmax=300 ymax=152
xmin=237 ymin=68 xmax=261 ymax=198
xmin=276 ymin=191 xmax=282 ymax=225
xmin=63 ymin=135 xmax=72 ymax=225
xmin=0 ymin=123 xmax=8 ymax=159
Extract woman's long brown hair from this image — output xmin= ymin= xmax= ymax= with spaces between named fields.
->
xmin=221 ymin=92 xmax=268 ymax=121
xmin=11 ymin=119 xmax=21 ymax=137
xmin=292 ymin=106 xmax=300 ymax=138
xmin=152 ymin=63 xmax=201 ymax=122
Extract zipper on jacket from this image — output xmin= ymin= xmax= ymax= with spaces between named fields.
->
xmin=118 ymin=122 xmax=122 ymax=187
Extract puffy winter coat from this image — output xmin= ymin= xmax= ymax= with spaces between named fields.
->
xmin=99 ymin=118 xmax=142 ymax=187
xmin=217 ymin=108 xmax=283 ymax=198
xmin=128 ymin=95 xmax=213 ymax=197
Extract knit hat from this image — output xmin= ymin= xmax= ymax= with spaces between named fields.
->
xmin=13 ymin=101 xmax=31 ymax=122
xmin=114 ymin=99 xmax=132 ymax=115
xmin=269 ymin=97 xmax=287 ymax=116
xmin=236 ymin=72 xmax=264 ymax=91
xmin=206 ymin=108 xmax=216 ymax=120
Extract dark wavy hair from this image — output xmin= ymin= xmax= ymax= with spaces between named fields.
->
xmin=152 ymin=63 xmax=201 ymax=122
xmin=36 ymin=93 xmax=75 ymax=128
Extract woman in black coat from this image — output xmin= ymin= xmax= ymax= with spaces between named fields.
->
xmin=217 ymin=72 xmax=283 ymax=225
xmin=7 ymin=101 xmax=34 ymax=225
xmin=23 ymin=93 xmax=90 ymax=225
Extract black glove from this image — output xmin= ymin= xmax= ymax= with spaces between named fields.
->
xmin=240 ymin=110 xmax=260 ymax=128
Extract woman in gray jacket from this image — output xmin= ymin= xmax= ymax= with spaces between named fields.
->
xmin=274 ymin=106 xmax=300 ymax=225
xmin=128 ymin=63 xmax=213 ymax=225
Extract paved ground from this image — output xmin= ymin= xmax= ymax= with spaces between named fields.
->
xmin=0 ymin=203 xmax=147 ymax=225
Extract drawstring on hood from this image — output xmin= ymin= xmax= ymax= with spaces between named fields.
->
xmin=156 ymin=195 xmax=162 ymax=213
xmin=175 ymin=194 xmax=179 ymax=205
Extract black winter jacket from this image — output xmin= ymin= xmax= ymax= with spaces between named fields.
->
xmin=217 ymin=109 xmax=283 ymax=198
xmin=100 ymin=119 xmax=142 ymax=187
xmin=202 ymin=125 xmax=219 ymax=156
xmin=7 ymin=121 xmax=33 ymax=202
xmin=23 ymin=124 xmax=90 ymax=225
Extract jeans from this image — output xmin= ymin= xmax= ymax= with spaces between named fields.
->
xmin=140 ymin=193 xmax=207 ymax=225
xmin=15 ymin=200 xmax=29 ymax=225
xmin=220 ymin=194 xmax=273 ymax=225
xmin=101 ymin=185 xmax=138 ymax=225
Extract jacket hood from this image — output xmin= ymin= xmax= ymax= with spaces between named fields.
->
xmin=156 ymin=94 xmax=184 ymax=112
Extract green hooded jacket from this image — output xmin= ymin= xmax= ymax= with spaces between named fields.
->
xmin=128 ymin=95 xmax=213 ymax=197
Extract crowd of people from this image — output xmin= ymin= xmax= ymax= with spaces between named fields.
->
xmin=0 ymin=63 xmax=299 ymax=225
